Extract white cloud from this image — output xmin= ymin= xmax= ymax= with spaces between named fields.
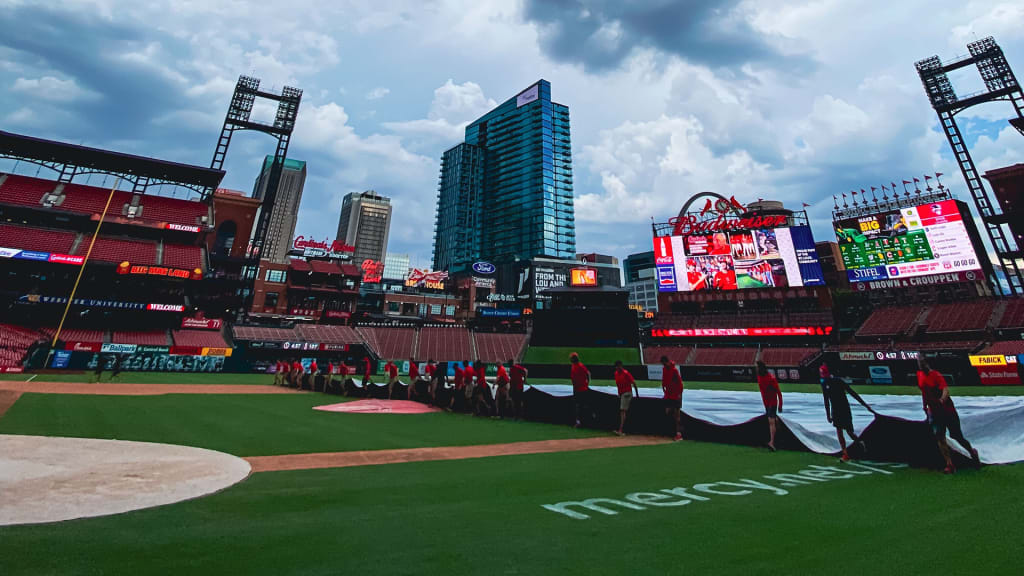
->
xmin=384 ymin=79 xmax=497 ymax=142
xmin=11 ymin=76 xmax=100 ymax=102
xmin=365 ymin=86 xmax=390 ymax=100
xmin=4 ymin=106 xmax=35 ymax=125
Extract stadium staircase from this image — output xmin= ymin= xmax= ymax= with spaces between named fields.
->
xmin=469 ymin=331 xmax=479 ymax=361
xmin=989 ymin=300 xmax=1009 ymax=330
xmin=411 ymin=329 xmax=420 ymax=359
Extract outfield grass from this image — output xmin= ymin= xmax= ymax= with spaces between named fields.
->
xmin=1 ymin=440 xmax=1020 ymax=575
xmin=0 ymin=392 xmax=603 ymax=456
xmin=0 ymin=372 xmax=272 ymax=384
xmin=523 ymin=346 xmax=640 ymax=365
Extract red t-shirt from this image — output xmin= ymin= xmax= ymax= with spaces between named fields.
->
xmin=292 ymin=361 xmax=303 ymax=374
xmin=614 ymin=368 xmax=635 ymax=395
xmin=819 ymin=364 xmax=830 ymax=380
xmin=917 ymin=370 xmax=955 ymax=414
xmin=310 ymin=362 xmax=318 ymax=373
xmin=454 ymin=366 xmax=465 ymax=389
xmin=327 ymin=363 xmax=334 ymax=375
xmin=339 ymin=364 xmax=349 ymax=376
xmin=425 ymin=364 xmax=436 ymax=379
xmin=662 ymin=362 xmax=683 ymax=400
xmin=510 ymin=364 xmax=527 ymax=391
xmin=570 ymin=362 xmax=589 ymax=392
xmin=714 ymin=271 xmax=737 ymax=290
xmin=363 ymin=358 xmax=372 ymax=376
xmin=757 ymin=373 xmax=782 ymax=409
xmin=386 ymin=363 xmax=398 ymax=379
xmin=276 ymin=361 xmax=284 ymax=373
xmin=463 ymin=365 xmax=475 ymax=384
xmin=409 ymin=362 xmax=419 ymax=380
xmin=476 ymin=367 xmax=487 ymax=386
xmin=496 ymin=364 xmax=509 ymax=386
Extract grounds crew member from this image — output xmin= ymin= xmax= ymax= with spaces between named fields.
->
xmin=362 ymin=356 xmax=374 ymax=392
xmin=917 ymin=356 xmax=981 ymax=473
xmin=510 ymin=360 xmax=528 ymax=420
xmin=660 ymin=355 xmax=684 ymax=441
xmin=385 ymin=360 xmax=399 ymax=400
xmin=494 ymin=362 xmax=511 ymax=418
xmin=614 ymin=360 xmax=639 ymax=436
xmin=408 ymin=358 xmax=420 ymax=400
xmin=569 ymin=353 xmax=591 ymax=428
xmin=755 ymin=355 xmax=783 ymax=452
xmin=449 ymin=361 xmax=466 ymax=411
xmin=821 ymin=371 xmax=874 ymax=462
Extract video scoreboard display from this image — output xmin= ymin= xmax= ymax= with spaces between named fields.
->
xmin=654 ymin=224 xmax=825 ymax=292
xmin=834 ymin=199 xmax=982 ymax=283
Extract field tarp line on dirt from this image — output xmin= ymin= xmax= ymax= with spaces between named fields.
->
xmin=526 ymin=385 xmax=1024 ymax=466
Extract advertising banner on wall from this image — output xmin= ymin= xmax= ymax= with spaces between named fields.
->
xmin=50 ymin=351 xmax=226 ymax=372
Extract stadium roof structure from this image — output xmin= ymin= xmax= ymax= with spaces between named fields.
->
xmin=0 ymin=130 xmax=225 ymax=199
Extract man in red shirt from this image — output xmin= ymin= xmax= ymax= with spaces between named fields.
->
xmin=362 ymin=356 xmax=374 ymax=393
xmin=494 ymin=362 xmax=511 ymax=418
xmin=385 ymin=360 xmax=399 ymax=399
xmin=614 ymin=360 xmax=639 ymax=436
xmin=660 ymin=355 xmax=684 ymax=440
xmin=474 ymin=361 xmax=493 ymax=416
xmin=291 ymin=359 xmax=303 ymax=389
xmin=917 ymin=356 xmax=980 ymax=473
xmin=755 ymin=356 xmax=783 ymax=452
xmin=408 ymin=358 xmax=420 ymax=401
xmin=425 ymin=359 xmax=439 ymax=405
xmin=713 ymin=261 xmax=737 ymax=290
xmin=509 ymin=359 xmax=528 ymax=420
xmin=326 ymin=361 xmax=335 ymax=392
xmin=462 ymin=360 xmax=475 ymax=411
xmin=309 ymin=359 xmax=319 ymax=391
xmin=570 ymin=353 xmax=591 ymax=428
xmin=819 ymin=362 xmax=830 ymax=384
xmin=449 ymin=362 xmax=465 ymax=411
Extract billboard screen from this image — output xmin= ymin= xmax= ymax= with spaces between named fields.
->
xmin=835 ymin=199 xmax=982 ymax=283
xmin=570 ymin=268 xmax=597 ymax=286
xmin=654 ymin=225 xmax=825 ymax=292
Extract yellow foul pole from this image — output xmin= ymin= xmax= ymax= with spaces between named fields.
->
xmin=50 ymin=177 xmax=123 ymax=350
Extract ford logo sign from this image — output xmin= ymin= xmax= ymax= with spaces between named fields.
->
xmin=472 ymin=261 xmax=495 ymax=275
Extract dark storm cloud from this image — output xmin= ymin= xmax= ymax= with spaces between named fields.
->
xmin=522 ymin=0 xmax=802 ymax=71
xmin=0 ymin=4 xmax=195 ymax=145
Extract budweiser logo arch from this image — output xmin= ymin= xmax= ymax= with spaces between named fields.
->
xmin=666 ymin=192 xmax=786 ymax=236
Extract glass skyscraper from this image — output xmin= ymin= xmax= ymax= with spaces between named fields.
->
xmin=432 ymin=80 xmax=575 ymax=272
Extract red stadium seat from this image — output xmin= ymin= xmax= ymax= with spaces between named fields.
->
xmin=357 ymin=327 xmax=416 ymax=360
xmin=473 ymin=333 xmax=528 ymax=363
xmin=112 ymin=331 xmax=169 ymax=346
xmin=856 ymin=306 xmax=926 ymax=338
xmin=418 ymin=327 xmax=471 ymax=362
xmin=0 ymin=174 xmax=58 ymax=208
xmin=232 ymin=326 xmax=298 ymax=342
xmin=979 ymin=341 xmax=1024 ymax=356
xmin=294 ymin=325 xmax=362 ymax=345
xmin=925 ymin=301 xmax=995 ymax=334
xmin=162 ymin=243 xmax=203 ymax=269
xmin=997 ymin=298 xmax=1024 ymax=329
xmin=75 ymin=237 xmax=157 ymax=265
xmin=137 ymin=195 xmax=208 ymax=227
xmin=0 ymin=223 xmax=77 ymax=254
xmin=172 ymin=330 xmax=229 ymax=348
xmin=58 ymin=183 xmax=133 ymax=216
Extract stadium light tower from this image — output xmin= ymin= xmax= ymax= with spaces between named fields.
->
xmin=915 ymin=37 xmax=1024 ymax=295
xmin=210 ymin=75 xmax=302 ymax=313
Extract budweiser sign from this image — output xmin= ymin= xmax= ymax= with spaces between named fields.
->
xmin=670 ymin=214 xmax=788 ymax=236
xmin=406 ymin=268 xmax=448 ymax=289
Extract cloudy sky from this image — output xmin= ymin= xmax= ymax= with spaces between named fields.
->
xmin=1 ymin=0 xmax=1022 ymax=266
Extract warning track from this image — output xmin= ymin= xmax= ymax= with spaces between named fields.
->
xmin=245 ymin=435 xmax=669 ymax=472
xmin=0 ymin=382 xmax=302 ymax=396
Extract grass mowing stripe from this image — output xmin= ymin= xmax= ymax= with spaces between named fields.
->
xmin=0 ymin=392 xmax=604 ymax=456
xmin=1 ymin=442 xmax=1020 ymax=575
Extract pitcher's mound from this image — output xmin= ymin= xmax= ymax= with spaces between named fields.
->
xmin=0 ymin=435 xmax=250 ymax=526
xmin=314 ymin=399 xmax=441 ymax=414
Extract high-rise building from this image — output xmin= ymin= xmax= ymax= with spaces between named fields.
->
xmin=623 ymin=251 xmax=655 ymax=284
xmin=252 ymin=155 xmax=306 ymax=263
xmin=383 ymin=253 xmax=410 ymax=281
xmin=337 ymin=190 xmax=392 ymax=263
xmin=433 ymin=79 xmax=575 ymax=272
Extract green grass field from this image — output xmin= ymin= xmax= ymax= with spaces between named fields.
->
xmin=1 ymin=395 xmax=1021 ymax=575
xmin=523 ymin=346 xmax=640 ymax=364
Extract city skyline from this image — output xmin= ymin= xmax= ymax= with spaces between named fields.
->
xmin=1 ymin=2 xmax=1021 ymax=267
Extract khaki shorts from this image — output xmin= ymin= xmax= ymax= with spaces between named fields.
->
xmin=619 ymin=392 xmax=633 ymax=411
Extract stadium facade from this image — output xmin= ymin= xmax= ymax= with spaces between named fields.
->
xmin=432 ymin=80 xmax=576 ymax=273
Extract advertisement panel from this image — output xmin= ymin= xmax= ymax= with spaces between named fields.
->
xmin=570 ymin=268 xmax=597 ymax=286
xmin=656 ymin=224 xmax=825 ymax=292
xmin=869 ymin=365 xmax=893 ymax=384
xmin=181 ymin=317 xmax=223 ymax=330
xmin=51 ymin=351 xmax=226 ymax=372
xmin=836 ymin=199 xmax=982 ymax=284
xmin=838 ymin=351 xmax=875 ymax=361
xmin=652 ymin=326 xmax=832 ymax=338
xmin=480 ymin=308 xmax=522 ymax=318
xmin=976 ymin=367 xmax=1021 ymax=386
